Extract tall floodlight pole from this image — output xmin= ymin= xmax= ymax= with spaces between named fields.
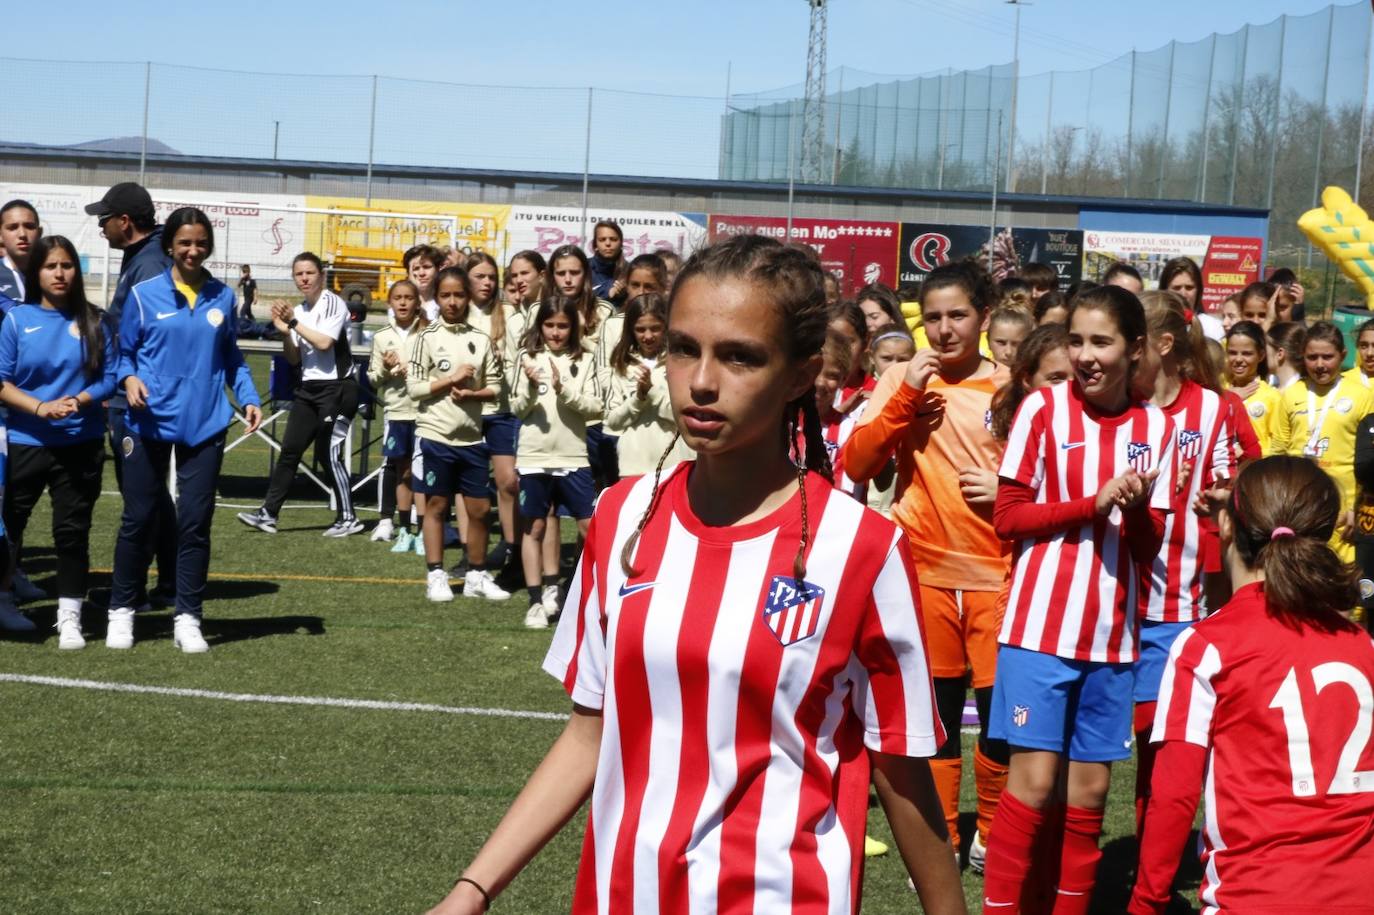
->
xmin=801 ymin=0 xmax=829 ymax=185
xmin=1006 ymin=0 xmax=1030 ymax=193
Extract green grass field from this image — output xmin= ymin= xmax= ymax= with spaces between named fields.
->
xmin=0 ymin=357 xmax=1200 ymax=913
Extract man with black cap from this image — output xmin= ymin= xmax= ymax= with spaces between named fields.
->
xmin=87 ymin=181 xmax=177 ymax=607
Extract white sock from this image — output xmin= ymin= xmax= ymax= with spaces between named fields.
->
xmin=57 ymin=597 xmax=82 ymax=615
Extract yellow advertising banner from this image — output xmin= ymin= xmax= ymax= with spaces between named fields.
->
xmin=303 ymin=195 xmax=510 ymax=262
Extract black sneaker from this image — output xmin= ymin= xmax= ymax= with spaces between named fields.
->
xmin=236 ymin=508 xmax=278 ymax=534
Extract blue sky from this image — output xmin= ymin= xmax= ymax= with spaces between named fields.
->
xmin=2 ymin=0 xmax=1358 ymax=178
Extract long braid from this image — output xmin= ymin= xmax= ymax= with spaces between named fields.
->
xmin=790 ymin=393 xmax=833 ymax=581
xmin=620 ymin=432 xmax=683 ymax=578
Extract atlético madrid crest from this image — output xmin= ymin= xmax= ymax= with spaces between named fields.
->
xmin=761 ymin=575 xmax=826 ymax=647
xmin=1126 ymin=441 xmax=1153 ymax=473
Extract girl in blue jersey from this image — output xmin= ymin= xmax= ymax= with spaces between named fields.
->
xmin=108 ymin=207 xmax=262 ymax=653
xmin=0 ymin=237 xmax=117 ymax=647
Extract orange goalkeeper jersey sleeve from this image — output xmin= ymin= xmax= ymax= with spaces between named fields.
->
xmin=844 ymin=361 xmax=1011 ymax=592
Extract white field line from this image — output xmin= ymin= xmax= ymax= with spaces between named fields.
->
xmin=0 ymin=673 xmax=979 ymax=732
xmin=0 ymin=673 xmax=566 ymax=721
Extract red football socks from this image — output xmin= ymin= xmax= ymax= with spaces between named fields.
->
xmin=1134 ymin=701 xmax=1159 ymax=838
xmin=1053 ymin=804 xmax=1105 ymax=915
xmin=981 ymin=790 xmax=1044 ymax=910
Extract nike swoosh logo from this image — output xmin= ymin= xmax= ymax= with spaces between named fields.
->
xmin=1060 ymin=441 xmax=1086 ymax=450
xmin=22 ymin=326 xmax=39 ymax=334
xmin=984 ymin=902 xmax=1015 ymax=908
xmin=618 ymin=581 xmax=656 ymax=598
xmin=155 ymin=311 xmax=177 ymax=320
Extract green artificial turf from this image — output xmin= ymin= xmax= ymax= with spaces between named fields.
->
xmin=0 ymin=356 xmax=1199 ymax=913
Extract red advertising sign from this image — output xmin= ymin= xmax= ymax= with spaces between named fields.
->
xmin=707 ymin=214 xmax=901 ymax=296
xmin=1200 ymin=236 xmax=1265 ymax=310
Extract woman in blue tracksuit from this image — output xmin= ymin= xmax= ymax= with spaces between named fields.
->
xmin=109 ymin=207 xmax=262 ymax=653
xmin=0 ymin=236 xmax=117 ymax=648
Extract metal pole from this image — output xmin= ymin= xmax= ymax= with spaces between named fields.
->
xmin=1125 ymin=50 xmax=1136 ymax=197
xmin=832 ymin=67 xmax=844 ymax=184
xmin=1158 ymin=41 xmax=1176 ymax=198
xmin=365 ymin=75 xmax=378 ymax=207
xmin=1198 ymin=33 xmax=1217 ymax=201
xmin=581 ymin=87 xmax=593 ymax=244
xmin=139 ymin=61 xmax=150 ymax=184
xmin=1357 ymin=11 xmax=1373 ymax=203
xmin=1310 ymin=5 xmax=1337 ymax=268
xmin=989 ymin=111 xmax=1002 ymax=274
xmin=101 ymin=248 xmax=110 ymax=306
xmin=1006 ymin=0 xmax=1024 ymax=193
xmin=1041 ymin=70 xmax=1054 ymax=195
xmin=273 ymin=121 xmax=280 ymax=159
xmin=1265 ymin=15 xmax=1288 ymax=211
xmin=1228 ymin=25 xmax=1250 ymax=206
xmin=786 ymin=103 xmax=797 ymax=238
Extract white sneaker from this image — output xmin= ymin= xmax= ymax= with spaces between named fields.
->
xmin=0 ymin=595 xmax=35 ymax=632
xmin=541 ymin=584 xmax=561 ymax=615
xmin=323 ymin=518 xmax=365 ymax=538
xmin=968 ymin=832 xmax=987 ymax=875
xmin=370 ymin=518 xmax=394 ymax=542
xmin=524 ymin=600 xmax=549 ymax=630
xmin=173 ymin=613 xmax=209 ymax=653
xmin=57 ymin=607 xmax=86 ymax=649
xmin=105 ymin=607 xmax=135 ymax=650
xmin=426 ymin=568 xmax=454 ymax=602
xmin=464 ymin=569 xmax=511 ymax=601
xmin=12 ymin=569 xmax=45 ymax=603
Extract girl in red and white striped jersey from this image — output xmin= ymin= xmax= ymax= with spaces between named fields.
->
xmin=1133 ymin=291 xmax=1234 ymax=839
xmin=428 ymin=235 xmax=965 ymax=915
xmin=1130 ymin=456 xmax=1374 ymax=914
xmin=982 ymin=285 xmax=1177 ymax=913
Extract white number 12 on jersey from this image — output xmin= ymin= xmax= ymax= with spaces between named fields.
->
xmin=1269 ymin=663 xmax=1374 ymax=797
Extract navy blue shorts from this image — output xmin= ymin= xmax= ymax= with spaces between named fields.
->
xmin=413 ymin=438 xmax=490 ymax=500
xmin=482 ymin=412 xmax=519 ymax=457
xmin=519 ymin=469 xmax=595 ymax=521
xmin=989 ymin=644 xmax=1134 ymax=762
xmin=1133 ymin=619 xmax=1194 ymax=703
xmin=382 ymin=419 xmax=416 ymax=460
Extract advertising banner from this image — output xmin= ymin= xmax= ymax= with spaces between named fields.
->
xmin=708 ymin=214 xmax=900 ymax=295
xmin=503 ymin=207 xmax=707 ymax=262
xmin=304 ymin=195 xmax=510 ymax=262
xmin=1082 ymin=230 xmax=1264 ymax=311
xmin=0 ymin=182 xmax=308 ymax=283
xmin=898 ymin=224 xmax=1084 ymax=290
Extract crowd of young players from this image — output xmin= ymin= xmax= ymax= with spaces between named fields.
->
xmin=4 ymin=188 xmax=1374 ymax=911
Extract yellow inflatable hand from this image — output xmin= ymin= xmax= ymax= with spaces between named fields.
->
xmin=901 ymin=300 xmax=921 ymax=333
xmin=1298 ymin=187 xmax=1374 ymax=308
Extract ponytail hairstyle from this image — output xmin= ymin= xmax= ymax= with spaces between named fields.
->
xmin=1239 ymin=281 xmax=1279 ymax=325
xmin=1226 ymin=456 xmax=1361 ymax=633
xmin=1267 ymin=321 xmax=1307 ymax=371
xmin=545 ymin=244 xmax=601 ymax=334
xmin=592 ymin=219 xmax=625 ymax=262
xmin=23 ymin=235 xmax=106 ymax=381
xmin=609 ymin=293 xmax=668 ymax=375
xmin=828 ymin=298 xmax=869 ymax=347
xmin=620 ymin=235 xmax=832 ymax=581
xmin=990 ymin=323 xmax=1069 ymax=441
xmin=433 ymin=265 xmax=472 ymax=324
xmin=509 ymin=250 xmax=547 ymax=304
xmin=921 ymin=258 xmax=996 ymax=314
xmin=522 ymin=294 xmax=584 ymax=358
xmin=464 ymin=251 xmax=505 ymax=345
xmin=1140 ymin=289 xmax=1221 ymax=392
xmin=1157 ymin=256 xmax=1205 ymax=310
xmin=624 ymin=253 xmax=668 ymax=293
xmin=1225 ymin=320 xmax=1268 ymax=383
xmin=996 ymin=277 xmax=1033 ymax=313
xmin=1067 ymin=284 xmax=1149 ymax=399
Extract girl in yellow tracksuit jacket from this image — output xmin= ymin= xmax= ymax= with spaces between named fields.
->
xmin=366 ymin=280 xmax=427 ymax=550
xmin=603 ymin=293 xmax=689 ymax=477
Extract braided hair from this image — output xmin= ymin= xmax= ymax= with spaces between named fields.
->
xmin=620 ymin=235 xmax=833 ymax=581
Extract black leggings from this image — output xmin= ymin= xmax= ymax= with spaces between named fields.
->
xmin=933 ymin=678 xmax=1010 ymax=765
xmin=4 ymin=439 xmax=104 ymax=599
xmin=262 ymin=380 xmax=359 ymax=520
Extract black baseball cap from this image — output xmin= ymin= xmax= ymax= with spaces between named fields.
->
xmin=85 ymin=182 xmax=155 ymax=221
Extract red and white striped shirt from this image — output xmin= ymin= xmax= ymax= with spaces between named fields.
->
xmin=1140 ymin=380 xmax=1233 ymax=623
xmin=1152 ymin=583 xmax=1374 ymax=912
xmin=543 ymin=463 xmax=943 ymax=915
xmin=998 ymin=381 xmax=1177 ymax=662
xmin=823 ymin=393 xmax=868 ymax=501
